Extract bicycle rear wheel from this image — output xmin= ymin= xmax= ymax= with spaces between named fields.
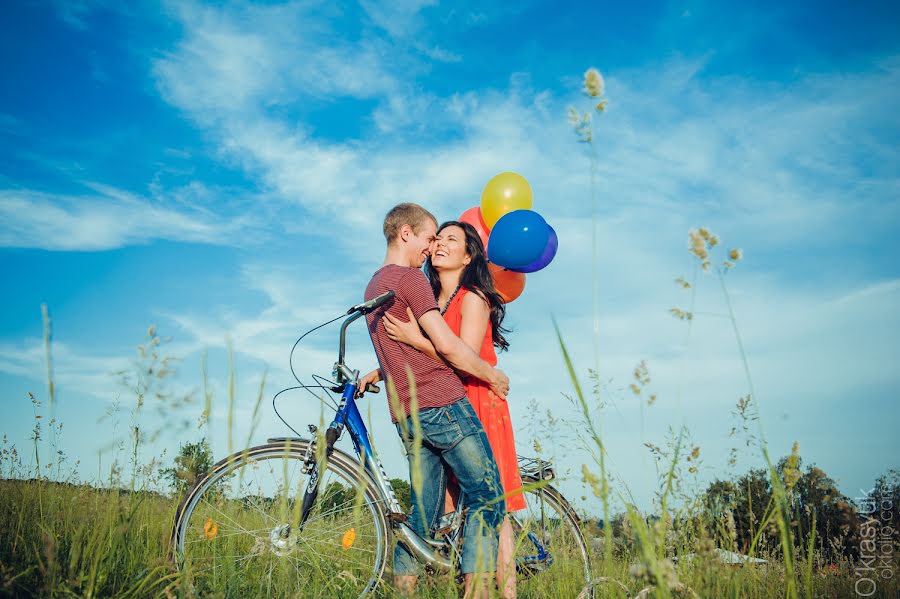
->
xmin=512 ymin=476 xmax=592 ymax=598
xmin=171 ymin=440 xmax=389 ymax=598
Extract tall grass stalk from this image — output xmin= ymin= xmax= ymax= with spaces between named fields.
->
xmin=553 ymin=318 xmax=613 ymax=566
xmin=201 ymin=350 xmax=212 ymax=446
xmin=227 ymin=338 xmax=235 ymax=458
xmin=41 ymin=304 xmax=55 ymax=411
xmin=405 ymin=366 xmax=427 ymax=548
xmin=716 ymin=268 xmax=798 ymax=598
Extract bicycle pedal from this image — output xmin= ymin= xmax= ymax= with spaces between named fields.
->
xmin=431 ymin=512 xmax=458 ymax=536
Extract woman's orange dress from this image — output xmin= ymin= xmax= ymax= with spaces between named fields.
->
xmin=443 ymin=287 xmax=526 ymax=512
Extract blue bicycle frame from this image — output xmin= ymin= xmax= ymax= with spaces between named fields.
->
xmin=295 ymin=291 xmax=556 ymax=574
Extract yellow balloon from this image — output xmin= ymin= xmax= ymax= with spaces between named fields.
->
xmin=480 ymin=172 xmax=533 ymax=228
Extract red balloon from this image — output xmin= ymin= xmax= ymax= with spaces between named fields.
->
xmin=459 ymin=206 xmax=490 ymax=250
xmin=489 ymin=263 xmax=525 ymax=303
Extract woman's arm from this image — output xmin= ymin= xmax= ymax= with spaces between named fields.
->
xmin=417 ymin=311 xmax=508 ymax=399
xmin=457 ymin=291 xmax=490 ymax=355
xmin=384 ymin=307 xmax=443 ymax=362
xmin=385 ymin=293 xmax=490 ymax=359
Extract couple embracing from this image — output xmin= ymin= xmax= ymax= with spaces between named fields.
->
xmin=359 ymin=203 xmax=525 ymax=598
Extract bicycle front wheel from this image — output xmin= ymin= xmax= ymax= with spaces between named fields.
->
xmin=172 ymin=440 xmax=389 ymax=598
xmin=512 ymin=477 xmax=592 ymax=598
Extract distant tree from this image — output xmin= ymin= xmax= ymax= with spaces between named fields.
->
xmin=319 ymin=481 xmax=351 ymax=514
xmin=733 ymin=467 xmax=774 ymax=551
xmin=869 ymin=468 xmax=900 ymax=510
xmin=704 ymin=479 xmax=738 ymax=516
xmin=313 ymin=478 xmax=412 ymax=516
xmin=791 ymin=464 xmax=860 ymax=558
xmin=159 ymin=439 xmax=212 ymax=493
xmin=390 ymin=478 xmax=411 ymax=513
xmin=704 ymin=467 xmax=773 ymax=552
xmin=864 ymin=468 xmax=900 ymax=548
xmin=704 ymin=456 xmax=879 ymax=559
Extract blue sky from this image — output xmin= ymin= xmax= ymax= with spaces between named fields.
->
xmin=1 ymin=0 xmax=898 ymax=512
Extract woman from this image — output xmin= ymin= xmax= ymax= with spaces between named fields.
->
xmin=383 ymin=220 xmax=525 ymax=598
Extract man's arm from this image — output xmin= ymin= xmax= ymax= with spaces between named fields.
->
xmin=417 ymin=310 xmax=509 ymax=399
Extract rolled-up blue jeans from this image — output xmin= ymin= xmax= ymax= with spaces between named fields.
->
xmin=393 ymin=397 xmax=506 ymax=575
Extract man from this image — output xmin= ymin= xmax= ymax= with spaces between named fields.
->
xmin=358 ymin=202 xmax=508 ymax=598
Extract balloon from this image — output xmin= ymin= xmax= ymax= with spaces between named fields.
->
xmin=458 ymin=206 xmax=490 ymax=249
xmin=508 ymin=225 xmax=558 ymax=273
xmin=480 ymin=172 xmax=533 ymax=228
xmin=489 ymin=263 xmax=525 ymax=303
xmin=487 ymin=210 xmax=550 ymax=269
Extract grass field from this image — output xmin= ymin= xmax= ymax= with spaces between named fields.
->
xmin=1 ymin=259 xmax=897 ymax=597
xmin=1 ymin=444 xmax=895 ymax=598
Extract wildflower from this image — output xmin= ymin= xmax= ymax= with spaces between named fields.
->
xmin=648 ymin=393 xmax=657 ymax=406
xmin=595 ymin=100 xmax=608 ymax=112
xmin=697 ymin=536 xmax=716 ymax=558
xmin=688 ymin=229 xmax=709 ymax=260
xmin=581 ymin=464 xmax=604 ymax=498
xmin=583 ymin=68 xmax=604 ymax=97
xmin=783 ymin=441 xmax=801 ymax=491
xmin=725 ymin=510 xmax=738 ymax=549
xmin=567 ymin=107 xmax=593 ymax=142
xmin=669 ymin=308 xmax=693 ymax=321
xmin=729 ymin=248 xmax=743 ymax=261
xmin=629 ymin=558 xmax=679 ymax=591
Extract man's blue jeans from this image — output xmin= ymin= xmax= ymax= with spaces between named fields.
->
xmin=393 ymin=398 xmax=506 ymax=575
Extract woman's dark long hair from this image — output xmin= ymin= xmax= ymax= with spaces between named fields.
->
xmin=424 ymin=221 xmax=510 ymax=352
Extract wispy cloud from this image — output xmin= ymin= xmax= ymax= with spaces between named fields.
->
xmin=0 ymin=185 xmax=257 ymax=251
xmin=153 ymin=0 xmax=900 ymax=260
xmin=0 ymin=337 xmax=129 ymax=402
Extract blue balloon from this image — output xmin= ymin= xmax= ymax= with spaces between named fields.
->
xmin=487 ymin=210 xmax=551 ymax=269
xmin=508 ymin=225 xmax=557 ymax=273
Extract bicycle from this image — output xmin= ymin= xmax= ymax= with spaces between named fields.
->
xmin=171 ymin=290 xmax=592 ymax=597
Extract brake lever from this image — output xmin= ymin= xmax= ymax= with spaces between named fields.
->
xmin=356 ymin=383 xmax=381 ymax=398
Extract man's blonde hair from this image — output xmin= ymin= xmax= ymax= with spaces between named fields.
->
xmin=383 ymin=203 xmax=438 ymax=244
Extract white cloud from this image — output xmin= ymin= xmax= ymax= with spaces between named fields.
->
xmin=0 ymin=185 xmax=256 ymax=251
xmin=154 ymin=1 xmax=401 ymax=122
xmin=359 ymin=0 xmax=436 ymax=39
xmin=0 ymin=337 xmax=129 ymax=402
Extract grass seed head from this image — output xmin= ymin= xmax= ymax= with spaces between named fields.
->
xmin=583 ymin=68 xmax=605 ymax=97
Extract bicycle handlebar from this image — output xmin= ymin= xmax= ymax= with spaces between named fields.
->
xmin=347 ymin=290 xmax=395 ymax=315
xmin=336 ymin=289 xmax=395 ymax=378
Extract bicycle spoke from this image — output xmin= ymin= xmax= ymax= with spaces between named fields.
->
xmin=512 ymin=482 xmax=592 ymax=598
xmin=175 ymin=444 xmax=387 ymax=598
xmin=184 ymin=527 xmax=271 ymax=544
xmin=197 ymin=497 xmax=255 ymax=535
